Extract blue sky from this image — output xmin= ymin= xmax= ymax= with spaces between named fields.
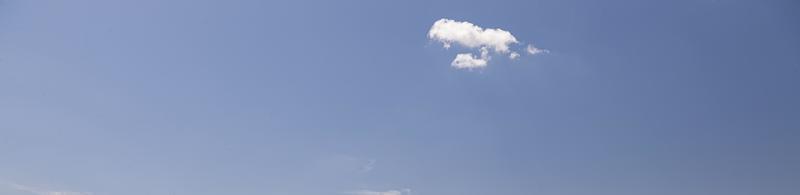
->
xmin=1 ymin=0 xmax=799 ymax=195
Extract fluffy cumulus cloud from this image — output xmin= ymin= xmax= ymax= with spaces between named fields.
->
xmin=428 ymin=19 xmax=518 ymax=53
xmin=428 ymin=18 xmax=547 ymax=69
xmin=451 ymin=46 xmax=490 ymax=68
xmin=451 ymin=53 xmax=487 ymax=68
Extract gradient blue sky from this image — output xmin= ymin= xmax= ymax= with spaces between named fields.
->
xmin=1 ymin=0 xmax=799 ymax=195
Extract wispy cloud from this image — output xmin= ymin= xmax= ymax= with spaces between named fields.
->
xmin=428 ymin=18 xmax=547 ymax=69
xmin=526 ymin=44 xmax=549 ymax=55
xmin=3 ymin=182 xmax=92 ymax=195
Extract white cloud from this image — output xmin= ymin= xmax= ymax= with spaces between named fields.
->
xmin=428 ymin=18 xmax=546 ymax=69
xmin=526 ymin=44 xmax=549 ymax=55
xmin=451 ymin=53 xmax=487 ymax=69
xmin=451 ymin=46 xmax=490 ymax=69
xmin=5 ymin=183 xmax=92 ymax=195
xmin=347 ymin=189 xmax=410 ymax=195
xmin=428 ymin=19 xmax=518 ymax=53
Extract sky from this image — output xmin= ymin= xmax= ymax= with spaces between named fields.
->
xmin=1 ymin=0 xmax=799 ymax=195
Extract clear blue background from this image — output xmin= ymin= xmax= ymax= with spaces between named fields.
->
xmin=1 ymin=0 xmax=798 ymax=194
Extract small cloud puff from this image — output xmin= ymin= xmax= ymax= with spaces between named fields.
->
xmin=526 ymin=44 xmax=549 ymax=55
xmin=451 ymin=47 xmax=490 ymax=69
xmin=451 ymin=53 xmax=488 ymax=69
